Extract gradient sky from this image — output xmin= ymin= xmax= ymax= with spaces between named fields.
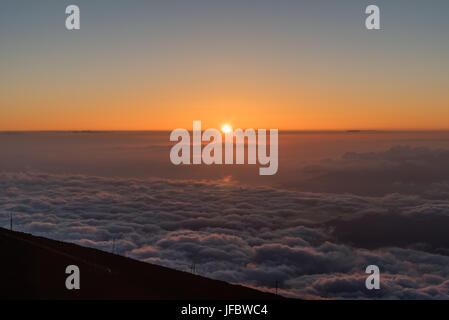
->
xmin=1 ymin=0 xmax=448 ymax=130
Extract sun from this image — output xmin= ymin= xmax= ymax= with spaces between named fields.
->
xmin=221 ymin=124 xmax=232 ymax=134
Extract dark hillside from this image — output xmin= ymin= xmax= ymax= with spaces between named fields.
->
xmin=0 ymin=227 xmax=281 ymax=300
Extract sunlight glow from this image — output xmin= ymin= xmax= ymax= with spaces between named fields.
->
xmin=221 ymin=124 xmax=232 ymax=134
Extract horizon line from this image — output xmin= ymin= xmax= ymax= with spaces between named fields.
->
xmin=2 ymin=129 xmax=449 ymax=133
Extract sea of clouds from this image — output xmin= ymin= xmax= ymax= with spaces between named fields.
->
xmin=2 ymin=147 xmax=449 ymax=299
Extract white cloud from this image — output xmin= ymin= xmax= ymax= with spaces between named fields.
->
xmin=1 ymin=170 xmax=449 ymax=299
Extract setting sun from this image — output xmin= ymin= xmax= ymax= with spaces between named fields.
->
xmin=221 ymin=124 xmax=232 ymax=134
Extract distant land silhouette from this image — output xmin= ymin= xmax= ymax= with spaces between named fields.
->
xmin=0 ymin=227 xmax=282 ymax=300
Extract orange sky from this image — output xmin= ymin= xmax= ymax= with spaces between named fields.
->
xmin=2 ymin=70 xmax=448 ymax=131
xmin=1 ymin=1 xmax=448 ymax=131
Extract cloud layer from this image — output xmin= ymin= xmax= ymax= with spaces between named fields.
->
xmin=285 ymin=146 xmax=449 ymax=199
xmin=1 ymin=171 xmax=449 ymax=299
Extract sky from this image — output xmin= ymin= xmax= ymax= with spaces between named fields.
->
xmin=2 ymin=1 xmax=449 ymax=299
xmin=1 ymin=0 xmax=448 ymax=130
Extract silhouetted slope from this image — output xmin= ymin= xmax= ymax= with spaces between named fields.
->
xmin=0 ymin=227 xmax=281 ymax=300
